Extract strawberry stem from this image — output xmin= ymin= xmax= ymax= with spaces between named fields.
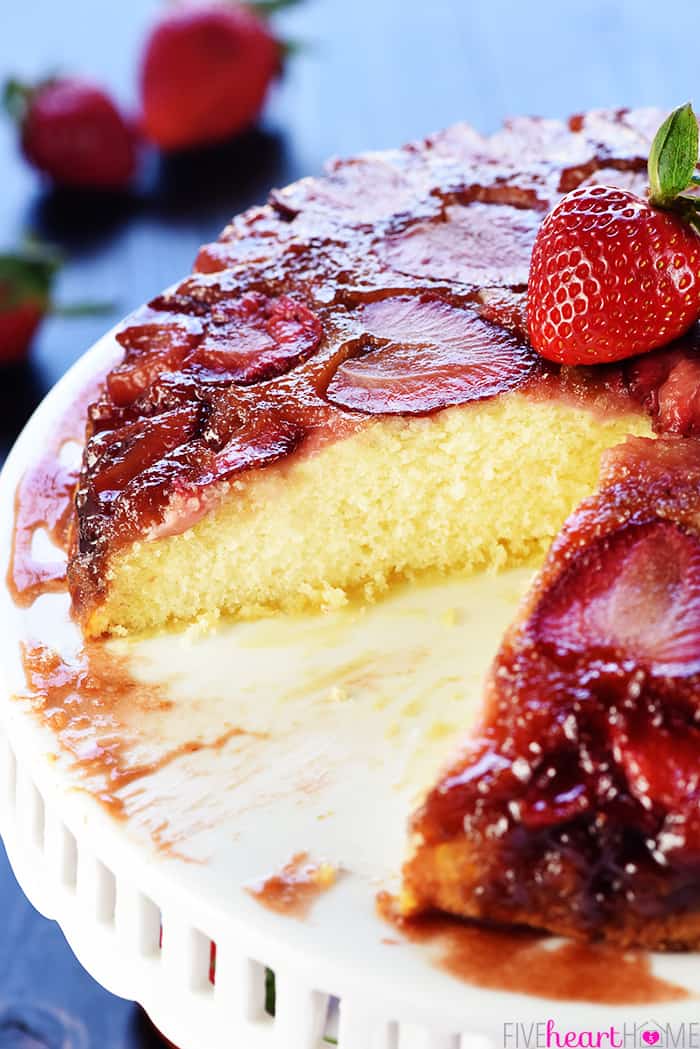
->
xmin=2 ymin=78 xmax=35 ymax=126
xmin=249 ymin=0 xmax=306 ymax=15
xmin=278 ymin=36 xmax=307 ymax=60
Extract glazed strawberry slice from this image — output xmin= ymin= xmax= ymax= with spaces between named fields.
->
xmin=602 ymin=433 xmax=700 ymax=487
xmin=326 ymin=295 xmax=537 ymax=414
xmin=88 ymin=405 xmax=201 ymax=495
xmin=146 ymin=413 xmax=303 ymax=539
xmin=613 ymin=714 xmax=700 ymax=814
xmin=115 ymin=307 xmax=205 ymax=355
xmin=270 ymin=154 xmax=420 ymax=227
xmin=187 ymin=292 xmax=322 ymax=384
xmin=655 ymin=355 xmax=700 ymax=435
xmin=531 ymin=519 xmax=700 ymax=677
xmin=109 ymin=308 xmax=205 ymax=406
xmin=194 ymin=206 xmax=297 ymax=275
xmin=379 ymin=203 xmax=540 ymax=288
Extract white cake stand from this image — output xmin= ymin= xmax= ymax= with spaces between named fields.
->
xmin=0 ymin=332 xmax=698 ymax=1049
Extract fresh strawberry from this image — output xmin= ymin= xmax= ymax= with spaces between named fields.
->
xmin=0 ymin=301 xmax=45 ymax=364
xmin=528 ymin=103 xmax=700 ymax=365
xmin=3 ymin=77 xmax=136 ymax=191
xmin=140 ymin=3 xmax=286 ymax=151
xmin=0 ymin=246 xmax=58 ymax=364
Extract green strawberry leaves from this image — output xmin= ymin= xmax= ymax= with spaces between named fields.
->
xmin=2 ymin=78 xmax=34 ymax=126
xmin=249 ymin=0 xmax=306 ymax=14
xmin=0 ymin=241 xmax=114 ymax=317
xmin=1 ymin=77 xmax=54 ymax=127
xmin=648 ymin=103 xmax=700 ymax=208
xmin=0 ymin=242 xmax=60 ymax=311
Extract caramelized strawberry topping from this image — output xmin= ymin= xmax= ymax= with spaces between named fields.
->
xmin=66 ymin=106 xmax=700 ymax=633
xmin=110 ymin=308 xmax=204 ymax=406
xmin=532 ymin=520 xmax=700 ymax=676
xmin=187 ymin=292 xmax=321 ymax=383
xmin=379 ymin=204 xmax=541 ymax=288
xmin=625 ymin=333 xmax=700 ymax=435
xmin=270 ymin=153 xmax=424 ymax=227
xmin=327 ymin=296 xmax=538 ymax=414
xmin=411 ymin=437 xmax=700 ymax=943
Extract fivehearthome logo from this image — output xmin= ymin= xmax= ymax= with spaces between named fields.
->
xmin=503 ymin=1021 xmax=700 ymax=1049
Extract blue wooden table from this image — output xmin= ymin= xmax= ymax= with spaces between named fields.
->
xmin=0 ymin=0 xmax=698 ymax=1042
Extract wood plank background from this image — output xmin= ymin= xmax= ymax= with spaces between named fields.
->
xmin=0 ymin=0 xmax=698 ymax=1042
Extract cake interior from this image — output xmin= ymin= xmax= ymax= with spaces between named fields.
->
xmin=89 ymin=394 xmax=651 ymax=636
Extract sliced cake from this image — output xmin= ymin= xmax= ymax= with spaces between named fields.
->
xmin=402 ymin=435 xmax=700 ymax=949
xmin=67 ymin=108 xmax=673 ymax=637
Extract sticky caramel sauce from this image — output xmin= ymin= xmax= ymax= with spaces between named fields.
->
xmin=7 ymin=374 xmax=106 ymax=608
xmin=377 ymin=893 xmax=689 ymax=1005
xmin=8 ymin=454 xmax=77 ymax=605
xmin=247 ymin=852 xmax=338 ymax=919
xmin=19 ymin=641 xmax=253 ymax=819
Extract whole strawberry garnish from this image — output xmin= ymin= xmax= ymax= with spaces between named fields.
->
xmin=528 ymin=103 xmax=700 ymax=365
xmin=3 ymin=77 xmax=137 ymax=191
xmin=140 ymin=1 xmax=298 ymax=151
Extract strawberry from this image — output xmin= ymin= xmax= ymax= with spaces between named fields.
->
xmin=0 ymin=246 xmax=58 ymax=364
xmin=140 ymin=2 xmax=293 ymax=151
xmin=3 ymin=77 xmax=136 ymax=191
xmin=528 ymin=103 xmax=700 ymax=365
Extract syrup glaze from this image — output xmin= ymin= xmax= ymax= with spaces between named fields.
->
xmin=376 ymin=893 xmax=688 ymax=1005
xmin=7 ymin=375 xmax=107 ymax=607
xmin=19 ymin=641 xmax=256 ymax=819
xmin=246 ymin=851 xmax=337 ymax=919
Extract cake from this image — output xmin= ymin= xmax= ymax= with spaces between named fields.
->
xmin=49 ymin=103 xmax=700 ymax=950
xmin=67 ymin=107 xmax=687 ymax=638
xmin=402 ymin=435 xmax=700 ymax=950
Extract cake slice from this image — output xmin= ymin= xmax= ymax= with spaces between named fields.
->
xmin=402 ymin=435 xmax=700 ymax=950
xmin=67 ymin=109 xmax=671 ymax=637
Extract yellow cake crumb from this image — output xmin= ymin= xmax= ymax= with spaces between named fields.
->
xmin=85 ymin=393 xmax=652 ymax=636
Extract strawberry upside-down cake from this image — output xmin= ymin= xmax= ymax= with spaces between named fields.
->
xmin=403 ymin=435 xmax=700 ymax=949
xmin=70 ymin=105 xmax=691 ymax=639
xmin=58 ymin=104 xmax=700 ymax=949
